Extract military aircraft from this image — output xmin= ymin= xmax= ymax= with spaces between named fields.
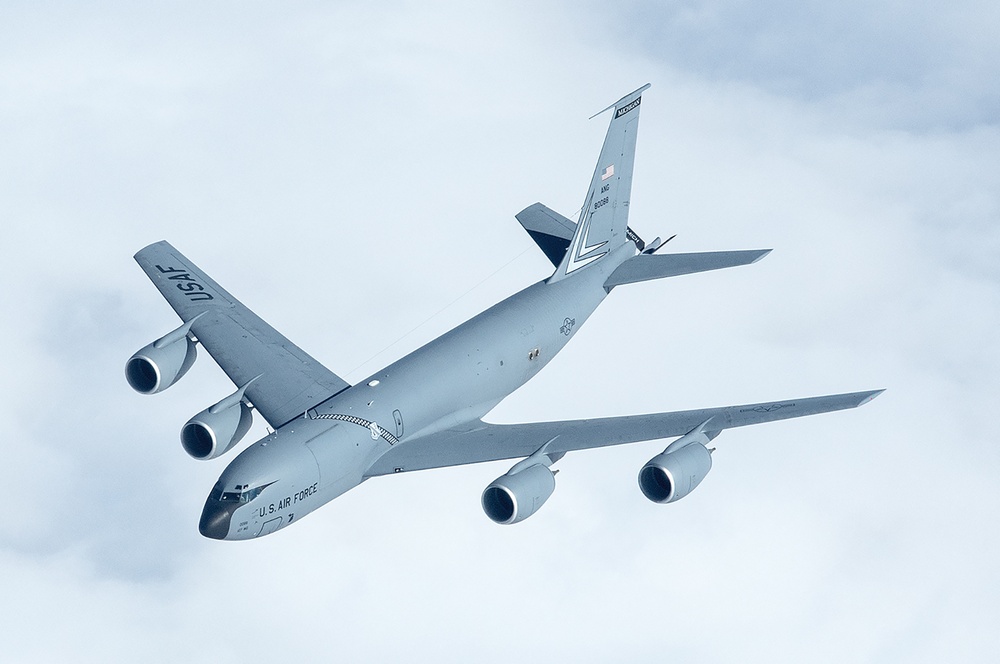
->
xmin=126 ymin=85 xmax=882 ymax=540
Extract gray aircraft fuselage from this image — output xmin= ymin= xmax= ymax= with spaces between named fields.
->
xmin=136 ymin=85 xmax=879 ymax=539
xmin=200 ymin=243 xmax=633 ymax=539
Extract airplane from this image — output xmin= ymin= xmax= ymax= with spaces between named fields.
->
xmin=126 ymin=84 xmax=882 ymax=540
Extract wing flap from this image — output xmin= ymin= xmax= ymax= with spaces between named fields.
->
xmin=364 ymin=390 xmax=883 ymax=476
xmin=134 ymin=241 xmax=350 ymax=427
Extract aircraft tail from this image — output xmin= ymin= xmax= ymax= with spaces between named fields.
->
xmin=549 ymin=84 xmax=649 ymax=283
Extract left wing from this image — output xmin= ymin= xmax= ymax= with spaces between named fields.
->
xmin=134 ymin=241 xmax=350 ymax=428
xmin=364 ymin=390 xmax=883 ymax=476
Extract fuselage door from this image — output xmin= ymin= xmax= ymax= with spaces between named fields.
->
xmin=393 ymin=409 xmax=404 ymax=438
xmin=258 ymin=517 xmax=282 ymax=537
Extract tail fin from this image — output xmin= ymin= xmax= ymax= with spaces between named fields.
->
xmin=549 ymin=84 xmax=649 ymax=282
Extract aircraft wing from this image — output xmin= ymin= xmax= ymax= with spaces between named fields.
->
xmin=364 ymin=390 xmax=883 ymax=476
xmin=134 ymin=241 xmax=350 ymax=428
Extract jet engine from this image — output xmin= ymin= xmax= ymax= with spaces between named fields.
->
xmin=125 ymin=316 xmax=201 ymax=394
xmin=482 ymin=462 xmax=556 ymax=525
xmin=638 ymin=441 xmax=713 ymax=504
xmin=181 ymin=381 xmax=255 ymax=460
xmin=638 ymin=422 xmax=717 ymax=504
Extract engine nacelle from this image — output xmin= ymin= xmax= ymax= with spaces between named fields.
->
xmin=638 ymin=442 xmax=713 ymax=504
xmin=181 ymin=386 xmax=254 ymax=461
xmin=125 ymin=317 xmax=200 ymax=394
xmin=482 ymin=463 xmax=556 ymax=525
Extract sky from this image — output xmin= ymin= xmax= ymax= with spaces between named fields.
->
xmin=1 ymin=1 xmax=998 ymax=661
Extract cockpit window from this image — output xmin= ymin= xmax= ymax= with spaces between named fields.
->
xmin=210 ymin=482 xmax=269 ymax=504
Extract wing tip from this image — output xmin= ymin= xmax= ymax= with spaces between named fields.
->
xmin=134 ymin=240 xmax=172 ymax=261
xmin=856 ymin=389 xmax=886 ymax=406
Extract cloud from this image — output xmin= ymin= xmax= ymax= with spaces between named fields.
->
xmin=1 ymin=1 xmax=998 ymax=662
xmin=590 ymin=0 xmax=1000 ymax=130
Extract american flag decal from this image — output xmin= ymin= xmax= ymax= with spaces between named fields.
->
xmin=601 ymin=164 xmax=615 ymax=181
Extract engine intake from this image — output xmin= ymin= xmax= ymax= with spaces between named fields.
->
xmin=181 ymin=380 xmax=256 ymax=460
xmin=482 ymin=463 xmax=556 ymax=525
xmin=125 ymin=316 xmax=202 ymax=394
xmin=638 ymin=442 xmax=713 ymax=504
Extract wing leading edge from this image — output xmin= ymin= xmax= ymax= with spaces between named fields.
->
xmin=364 ymin=389 xmax=883 ymax=476
xmin=134 ymin=241 xmax=351 ymax=428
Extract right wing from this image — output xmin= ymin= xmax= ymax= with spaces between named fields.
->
xmin=364 ymin=390 xmax=883 ymax=476
xmin=134 ymin=241 xmax=351 ymax=428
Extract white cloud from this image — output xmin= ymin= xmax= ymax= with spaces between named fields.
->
xmin=1 ymin=1 xmax=997 ymax=662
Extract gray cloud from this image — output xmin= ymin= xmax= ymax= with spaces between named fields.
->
xmin=586 ymin=0 xmax=1000 ymax=131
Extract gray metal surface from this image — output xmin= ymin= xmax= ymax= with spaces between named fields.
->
xmin=604 ymin=249 xmax=773 ymax=289
xmin=364 ymin=390 xmax=884 ymax=476
xmin=134 ymin=241 xmax=351 ymax=427
xmin=130 ymin=85 xmax=883 ymax=539
xmin=549 ymin=84 xmax=648 ymax=283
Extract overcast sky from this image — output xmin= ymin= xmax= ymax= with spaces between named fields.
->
xmin=2 ymin=2 xmax=998 ymax=662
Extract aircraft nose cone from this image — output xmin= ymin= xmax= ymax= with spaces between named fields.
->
xmin=199 ymin=499 xmax=237 ymax=540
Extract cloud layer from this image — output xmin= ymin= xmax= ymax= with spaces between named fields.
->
xmin=1 ymin=2 xmax=997 ymax=661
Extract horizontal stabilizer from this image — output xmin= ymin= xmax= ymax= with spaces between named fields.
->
xmin=515 ymin=203 xmax=576 ymax=267
xmin=515 ymin=202 xmax=648 ymax=267
xmin=364 ymin=389 xmax=884 ymax=476
xmin=604 ymin=249 xmax=771 ymax=289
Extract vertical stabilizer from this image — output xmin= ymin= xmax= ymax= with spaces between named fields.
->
xmin=549 ymin=84 xmax=649 ymax=283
